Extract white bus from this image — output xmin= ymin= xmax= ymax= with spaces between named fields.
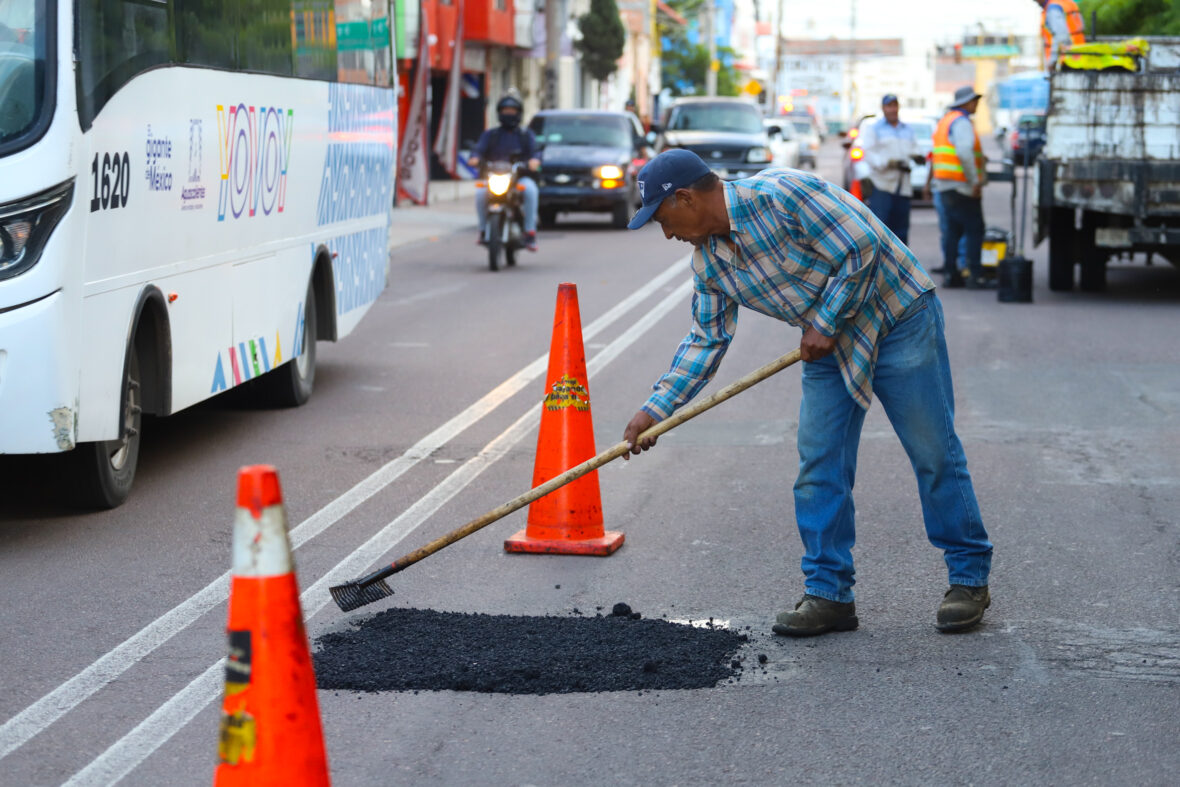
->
xmin=0 ymin=0 xmax=397 ymax=507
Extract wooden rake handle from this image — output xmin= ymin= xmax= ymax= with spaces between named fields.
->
xmin=385 ymin=348 xmax=804 ymax=575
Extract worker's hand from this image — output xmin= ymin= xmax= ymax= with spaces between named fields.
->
xmin=922 ymin=185 xmax=933 ymax=201
xmin=528 ymin=157 xmax=541 ymax=171
xmin=800 ymin=325 xmax=837 ymax=362
xmin=622 ymin=411 xmax=658 ymax=459
xmin=469 ymin=155 xmax=480 ymax=168
xmin=971 ymin=183 xmax=983 ymax=199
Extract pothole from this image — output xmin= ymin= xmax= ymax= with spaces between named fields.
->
xmin=313 ymin=605 xmax=750 ymax=695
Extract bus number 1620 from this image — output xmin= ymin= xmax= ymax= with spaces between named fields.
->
xmin=90 ymin=151 xmax=131 ymax=212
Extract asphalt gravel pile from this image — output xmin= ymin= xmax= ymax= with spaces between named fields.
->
xmin=313 ymin=605 xmax=748 ymax=695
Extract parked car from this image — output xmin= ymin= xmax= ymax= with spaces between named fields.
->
xmin=781 ymin=114 xmax=822 ymax=168
xmin=763 ymin=117 xmax=801 ymax=169
xmin=1009 ymin=111 xmax=1046 ymax=165
xmin=904 ymin=116 xmax=936 ymax=203
xmin=651 ymin=98 xmax=773 ymax=180
xmin=529 ymin=110 xmax=652 ymax=229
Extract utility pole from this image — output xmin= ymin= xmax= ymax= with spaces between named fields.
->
xmin=773 ymin=0 xmax=784 ymax=112
xmin=545 ymin=0 xmax=562 ymax=108
xmin=845 ymin=0 xmax=857 ymax=122
xmin=705 ymin=4 xmax=717 ymax=96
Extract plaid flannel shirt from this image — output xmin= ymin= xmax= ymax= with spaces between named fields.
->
xmin=642 ymin=169 xmax=934 ymax=418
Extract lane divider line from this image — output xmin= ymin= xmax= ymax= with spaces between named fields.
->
xmin=0 ymin=258 xmax=688 ymax=763
xmin=63 ymin=280 xmax=693 ymax=786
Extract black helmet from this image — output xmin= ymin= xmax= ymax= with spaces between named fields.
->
xmin=496 ymin=94 xmax=523 ymax=113
xmin=496 ymin=94 xmax=523 ymax=129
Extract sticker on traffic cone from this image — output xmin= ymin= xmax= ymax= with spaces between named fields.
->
xmin=215 ymin=465 xmax=330 ymax=786
xmin=504 ymin=283 xmax=624 ymax=556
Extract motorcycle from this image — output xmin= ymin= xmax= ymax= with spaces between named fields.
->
xmin=482 ymin=160 xmax=527 ymax=272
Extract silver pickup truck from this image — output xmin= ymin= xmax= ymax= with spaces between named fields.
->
xmin=1035 ymin=37 xmax=1180 ymax=291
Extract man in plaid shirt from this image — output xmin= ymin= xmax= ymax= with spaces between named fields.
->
xmin=622 ymin=149 xmax=993 ymax=636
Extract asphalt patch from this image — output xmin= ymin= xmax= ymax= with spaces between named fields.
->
xmin=313 ymin=606 xmax=748 ymax=695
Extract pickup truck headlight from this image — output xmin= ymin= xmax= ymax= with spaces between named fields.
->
xmin=597 ymin=165 xmax=624 ymax=180
xmin=0 ymin=180 xmax=74 ymax=282
xmin=746 ymin=147 xmax=772 ymax=164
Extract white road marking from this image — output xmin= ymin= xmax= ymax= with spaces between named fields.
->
xmin=0 ymin=258 xmax=689 ymax=763
xmin=64 ymin=279 xmax=694 ymax=786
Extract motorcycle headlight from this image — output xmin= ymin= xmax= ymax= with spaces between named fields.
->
xmin=487 ymin=173 xmax=512 ymax=196
xmin=746 ymin=147 xmax=772 ymax=164
xmin=597 ymin=164 xmax=624 ymax=180
xmin=0 ymin=180 xmax=74 ymax=282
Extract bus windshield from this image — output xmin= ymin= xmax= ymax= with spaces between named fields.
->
xmin=0 ymin=0 xmax=51 ymax=154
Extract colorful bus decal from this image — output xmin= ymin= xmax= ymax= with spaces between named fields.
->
xmin=216 ymin=103 xmax=294 ymax=221
xmin=209 ymin=303 xmax=305 ymax=393
xmin=316 ymin=84 xmax=394 ymax=226
xmin=326 ymin=227 xmax=387 ymax=315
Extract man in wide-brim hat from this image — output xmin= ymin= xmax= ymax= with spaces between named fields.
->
xmin=930 ymin=85 xmax=988 ymax=289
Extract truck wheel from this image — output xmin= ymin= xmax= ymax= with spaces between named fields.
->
xmin=1048 ymin=207 xmax=1075 ymax=291
xmin=71 ymin=350 xmax=142 ymax=509
xmin=255 ymin=281 xmax=317 ymax=407
xmin=1079 ymin=258 xmax=1107 ymax=292
xmin=1079 ymin=213 xmax=1108 ymax=292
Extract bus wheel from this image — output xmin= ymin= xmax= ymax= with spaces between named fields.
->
xmin=72 ymin=350 xmax=142 ymax=509
xmin=256 ymin=282 xmax=317 ymax=407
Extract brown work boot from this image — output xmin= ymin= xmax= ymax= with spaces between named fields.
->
xmin=936 ymin=584 xmax=991 ymax=633
xmin=772 ymin=594 xmax=858 ymax=637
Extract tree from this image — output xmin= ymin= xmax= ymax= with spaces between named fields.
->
xmin=1075 ymin=0 xmax=1180 ymax=36
xmin=576 ymin=0 xmax=626 ymax=82
xmin=657 ymin=0 xmax=740 ymax=96
xmin=660 ymin=43 xmax=741 ymax=97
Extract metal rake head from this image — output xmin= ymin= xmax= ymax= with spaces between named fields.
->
xmin=330 ymin=577 xmax=394 ymax=612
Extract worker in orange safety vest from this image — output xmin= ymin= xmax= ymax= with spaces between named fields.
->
xmin=1034 ymin=0 xmax=1086 ymax=68
xmin=930 ymin=86 xmax=987 ymax=289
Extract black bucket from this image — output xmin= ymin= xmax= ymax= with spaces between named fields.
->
xmin=997 ymin=255 xmax=1033 ymax=303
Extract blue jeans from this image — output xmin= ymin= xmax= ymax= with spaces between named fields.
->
xmin=476 ymin=176 xmax=538 ymax=233
xmin=932 ymin=190 xmax=966 ymax=269
xmin=936 ymin=190 xmax=984 ymax=282
xmin=867 ymin=188 xmax=911 ymax=244
xmin=793 ymin=292 xmax=992 ymax=603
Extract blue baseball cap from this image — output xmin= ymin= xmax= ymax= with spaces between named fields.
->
xmin=628 ymin=149 xmax=712 ymax=230
xmin=881 ymin=93 xmax=899 ymax=106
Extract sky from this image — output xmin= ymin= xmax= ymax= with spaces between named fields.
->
xmin=780 ymin=0 xmax=1045 ymax=47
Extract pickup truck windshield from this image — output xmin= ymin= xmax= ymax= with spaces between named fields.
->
xmin=671 ymin=104 xmax=762 ymax=135
xmin=533 ymin=115 xmax=631 ymax=148
xmin=0 ymin=0 xmax=51 ymax=155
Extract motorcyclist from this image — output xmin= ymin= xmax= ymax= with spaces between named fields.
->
xmin=469 ymin=93 xmax=541 ymax=251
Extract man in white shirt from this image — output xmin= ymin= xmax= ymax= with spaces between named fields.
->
xmin=859 ymin=94 xmax=924 ymax=244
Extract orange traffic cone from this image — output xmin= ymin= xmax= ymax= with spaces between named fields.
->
xmin=215 ymin=465 xmax=330 ymax=787
xmin=849 ymin=177 xmax=863 ymax=202
xmin=504 ymin=284 xmax=624 ymax=556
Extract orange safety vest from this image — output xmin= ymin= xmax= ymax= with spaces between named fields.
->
xmin=931 ymin=110 xmax=984 ymax=183
xmin=1042 ymin=0 xmax=1086 ymax=64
